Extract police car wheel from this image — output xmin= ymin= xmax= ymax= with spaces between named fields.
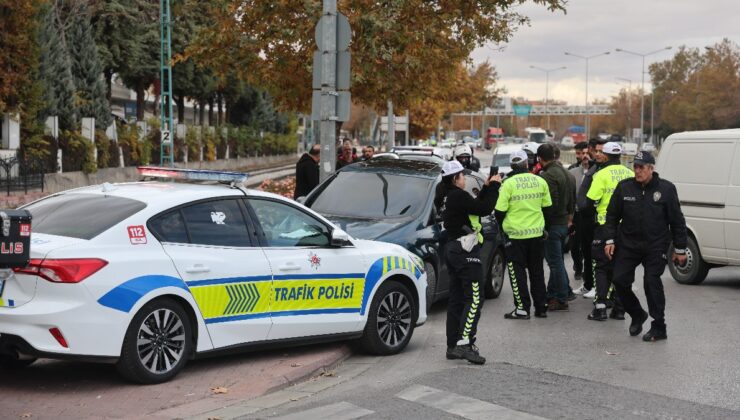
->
xmin=424 ymin=262 xmax=437 ymax=311
xmin=485 ymin=248 xmax=505 ymax=299
xmin=668 ymin=237 xmax=709 ymax=285
xmin=117 ymin=298 xmax=192 ymax=384
xmin=359 ymin=281 xmax=416 ymax=355
xmin=0 ymin=354 xmax=36 ymax=369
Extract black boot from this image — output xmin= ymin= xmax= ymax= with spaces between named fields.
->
xmin=587 ymin=306 xmax=607 ymax=321
xmin=629 ymin=310 xmax=648 ymax=336
xmin=448 ymin=344 xmax=486 ymax=365
xmin=609 ymin=308 xmax=625 ymax=320
xmin=642 ymin=328 xmax=667 ymax=342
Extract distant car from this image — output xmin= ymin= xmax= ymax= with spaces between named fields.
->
xmin=561 ymin=136 xmax=575 ymax=149
xmin=487 ymin=144 xmax=523 ymax=176
xmin=640 ymin=143 xmax=657 ymax=153
xmin=305 ymin=159 xmax=506 ymax=310
xmin=621 ymin=142 xmax=638 ymax=156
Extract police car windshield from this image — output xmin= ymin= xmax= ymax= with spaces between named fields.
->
xmin=309 ymin=172 xmax=432 ymax=219
xmin=493 ymin=154 xmax=511 ymax=167
xmin=24 ymin=193 xmax=146 ymax=240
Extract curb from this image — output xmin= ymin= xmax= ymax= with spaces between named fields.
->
xmin=148 ymin=344 xmax=353 ymax=420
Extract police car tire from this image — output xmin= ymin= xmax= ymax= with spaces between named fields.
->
xmin=359 ymin=281 xmax=416 ymax=356
xmin=0 ymin=355 xmax=36 ymax=369
xmin=485 ymin=247 xmax=505 ymax=299
xmin=116 ymin=298 xmax=193 ymax=384
xmin=424 ymin=262 xmax=437 ymax=311
xmin=668 ymin=236 xmax=709 ymax=285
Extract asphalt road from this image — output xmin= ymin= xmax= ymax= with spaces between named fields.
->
xmin=243 ymin=153 xmax=740 ymax=420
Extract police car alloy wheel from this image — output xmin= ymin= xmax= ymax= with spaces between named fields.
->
xmin=359 ymin=281 xmax=416 ymax=355
xmin=117 ymin=298 xmax=192 ymax=384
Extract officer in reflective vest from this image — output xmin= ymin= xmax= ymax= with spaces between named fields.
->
xmin=495 ymin=150 xmax=552 ymax=319
xmin=584 ymin=141 xmax=634 ymax=321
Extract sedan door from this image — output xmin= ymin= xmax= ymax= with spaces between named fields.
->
xmin=150 ymin=198 xmax=273 ymax=349
xmin=245 ymin=198 xmax=367 ymax=340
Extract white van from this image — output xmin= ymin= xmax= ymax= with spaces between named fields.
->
xmin=656 ymin=129 xmax=740 ymax=284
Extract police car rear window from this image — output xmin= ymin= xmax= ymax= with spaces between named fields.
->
xmin=24 ymin=193 xmax=146 ymax=240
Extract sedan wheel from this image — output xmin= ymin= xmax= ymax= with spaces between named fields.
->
xmin=485 ymin=248 xmax=505 ymax=299
xmin=117 ymin=298 xmax=192 ymax=384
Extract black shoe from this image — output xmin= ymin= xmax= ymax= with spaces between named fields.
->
xmin=504 ymin=309 xmax=530 ymax=320
xmin=587 ymin=307 xmax=607 ymax=321
xmin=446 ymin=346 xmax=461 ymax=360
xmin=534 ymin=310 xmax=548 ymax=318
xmin=605 ymin=300 xmax=614 ymax=309
xmin=449 ymin=344 xmax=486 ymax=365
xmin=629 ymin=310 xmax=649 ymax=336
xmin=643 ymin=328 xmax=667 ymax=342
xmin=568 ymin=291 xmax=577 ymax=301
xmin=609 ymin=309 xmax=625 ymax=320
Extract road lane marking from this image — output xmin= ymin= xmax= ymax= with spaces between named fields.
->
xmin=271 ymin=401 xmax=374 ymax=420
xmin=396 ymin=384 xmax=549 ymax=420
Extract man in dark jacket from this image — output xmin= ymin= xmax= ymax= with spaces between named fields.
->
xmin=293 ymin=144 xmax=320 ymax=199
xmin=576 ymin=138 xmax=605 ymax=300
xmin=603 ymin=151 xmax=688 ymax=342
xmin=538 ymin=144 xmax=575 ymax=310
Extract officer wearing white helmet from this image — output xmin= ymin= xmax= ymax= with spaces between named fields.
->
xmin=437 ymin=160 xmax=501 ymax=364
xmin=522 ymin=142 xmax=541 ymax=173
xmin=453 ymin=143 xmax=481 ymax=173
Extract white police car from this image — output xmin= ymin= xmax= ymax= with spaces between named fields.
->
xmin=0 ymin=167 xmax=427 ymax=383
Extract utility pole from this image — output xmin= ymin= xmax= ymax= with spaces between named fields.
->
xmin=159 ymin=0 xmax=174 ymax=167
xmin=616 ymin=77 xmax=632 ymax=140
xmin=387 ymin=100 xmax=394 ymax=149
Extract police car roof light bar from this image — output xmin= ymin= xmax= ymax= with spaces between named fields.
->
xmin=137 ymin=166 xmax=249 ymax=184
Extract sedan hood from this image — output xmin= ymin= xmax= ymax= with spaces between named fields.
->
xmin=326 ymin=216 xmax=407 ymax=240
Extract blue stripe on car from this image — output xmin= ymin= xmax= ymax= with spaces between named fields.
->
xmin=97 ymin=275 xmax=189 ymax=313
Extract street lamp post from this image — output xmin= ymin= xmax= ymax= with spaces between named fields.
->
xmin=616 ymin=77 xmax=632 ymax=140
xmin=530 ymin=65 xmax=566 ymax=131
xmin=564 ymin=51 xmax=610 ymax=140
xmin=615 ymin=46 xmax=672 ymax=147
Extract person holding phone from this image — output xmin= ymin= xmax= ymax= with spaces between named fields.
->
xmin=438 ymin=160 xmax=501 ymax=364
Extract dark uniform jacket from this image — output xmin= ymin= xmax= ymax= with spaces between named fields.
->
xmin=604 ymin=173 xmax=688 ymax=253
xmin=440 ymin=182 xmax=499 ymax=241
xmin=576 ymin=160 xmax=599 ymax=220
xmin=539 ymin=161 xmax=574 ymax=227
xmin=293 ymin=153 xmax=320 ymax=199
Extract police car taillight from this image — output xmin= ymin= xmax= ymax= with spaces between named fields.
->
xmin=14 ymin=258 xmax=108 ymax=283
xmin=137 ymin=166 xmax=248 ymax=184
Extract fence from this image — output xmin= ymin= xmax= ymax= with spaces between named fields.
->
xmin=0 ymin=157 xmax=45 ymax=196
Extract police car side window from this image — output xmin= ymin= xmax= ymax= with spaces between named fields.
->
xmin=249 ymin=199 xmax=330 ymax=247
xmin=149 ymin=210 xmax=189 ymax=244
xmin=180 ymin=199 xmax=251 ymax=247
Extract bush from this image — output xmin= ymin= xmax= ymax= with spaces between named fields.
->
xmin=203 ymin=128 xmax=217 ymax=161
xmin=59 ymin=130 xmax=96 ymax=174
xmin=95 ymin=130 xmax=110 ymax=168
xmin=185 ymin=126 xmax=201 ymax=161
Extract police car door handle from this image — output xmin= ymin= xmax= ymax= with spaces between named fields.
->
xmin=278 ymin=263 xmax=301 ymax=272
xmin=185 ymin=264 xmax=211 ymax=274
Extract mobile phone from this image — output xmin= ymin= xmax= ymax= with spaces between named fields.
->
xmin=491 ymin=166 xmax=499 ymax=176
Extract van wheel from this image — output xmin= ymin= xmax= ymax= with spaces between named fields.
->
xmin=424 ymin=262 xmax=436 ymax=311
xmin=117 ymin=298 xmax=192 ymax=384
xmin=485 ymin=247 xmax=505 ymax=299
xmin=358 ymin=281 xmax=416 ymax=355
xmin=668 ymin=236 xmax=709 ymax=285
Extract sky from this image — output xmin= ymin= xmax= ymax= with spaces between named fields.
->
xmin=471 ymin=0 xmax=740 ymax=106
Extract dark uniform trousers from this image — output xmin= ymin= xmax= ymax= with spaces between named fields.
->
xmin=613 ymin=247 xmax=668 ymax=331
xmin=445 ymin=241 xmax=484 ymax=348
xmin=575 ymin=212 xmax=594 ymax=290
xmin=504 ymin=237 xmax=547 ymax=314
xmin=591 ymin=226 xmax=622 ymax=309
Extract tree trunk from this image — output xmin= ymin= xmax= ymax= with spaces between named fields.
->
xmin=136 ymin=83 xmax=146 ymax=121
xmin=199 ymin=99 xmax=205 ymax=126
xmin=217 ymin=93 xmax=223 ymax=126
xmin=176 ymin=96 xmax=185 ymax=123
xmin=104 ymin=69 xmax=113 ymax=103
xmin=208 ymin=98 xmax=215 ymax=127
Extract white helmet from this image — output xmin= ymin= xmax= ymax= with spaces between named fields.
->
xmin=453 ymin=144 xmax=472 ymax=158
xmin=522 ymin=142 xmax=541 ymax=155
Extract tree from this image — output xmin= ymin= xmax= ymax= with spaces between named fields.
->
xmin=66 ymin=3 xmax=111 ymax=129
xmin=186 ymin=0 xmax=565 ymax=112
xmin=0 ymin=0 xmax=43 ymax=114
xmin=38 ymin=4 xmax=77 ymax=130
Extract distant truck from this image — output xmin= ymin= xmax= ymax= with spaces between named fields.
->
xmin=566 ymin=125 xmax=587 ymax=144
xmin=485 ymin=127 xmax=504 ymax=149
xmin=525 ymin=127 xmax=547 ymax=143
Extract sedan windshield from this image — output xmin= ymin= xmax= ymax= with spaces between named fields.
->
xmin=492 ymin=153 xmax=511 ymax=167
xmin=309 ymin=172 xmax=433 ymax=219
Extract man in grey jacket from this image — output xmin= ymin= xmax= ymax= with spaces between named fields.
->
xmin=569 ymin=142 xmax=592 ymax=292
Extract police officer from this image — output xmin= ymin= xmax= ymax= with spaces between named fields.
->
xmin=604 ymin=151 xmax=687 ymax=341
xmin=453 ymin=144 xmax=481 ymax=173
xmin=584 ymin=142 xmax=633 ymax=321
xmin=576 ymin=138 xmax=606 ymax=299
xmin=439 ymin=160 xmax=501 ymax=364
xmin=495 ymin=150 xmax=552 ymax=319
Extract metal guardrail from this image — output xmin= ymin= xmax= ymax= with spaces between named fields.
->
xmin=0 ymin=157 xmax=45 ymax=196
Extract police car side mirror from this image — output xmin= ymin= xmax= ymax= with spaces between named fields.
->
xmin=330 ymin=228 xmax=353 ymax=247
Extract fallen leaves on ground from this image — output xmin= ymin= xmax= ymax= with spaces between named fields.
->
xmin=605 ymin=350 xmax=620 ymax=356
xmin=210 ymin=386 xmax=229 ymax=394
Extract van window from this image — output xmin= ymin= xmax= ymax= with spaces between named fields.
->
xmin=662 ymin=142 xmax=734 ymax=185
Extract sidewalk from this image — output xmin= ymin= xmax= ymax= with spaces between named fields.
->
xmin=0 ymin=343 xmax=351 ymax=419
